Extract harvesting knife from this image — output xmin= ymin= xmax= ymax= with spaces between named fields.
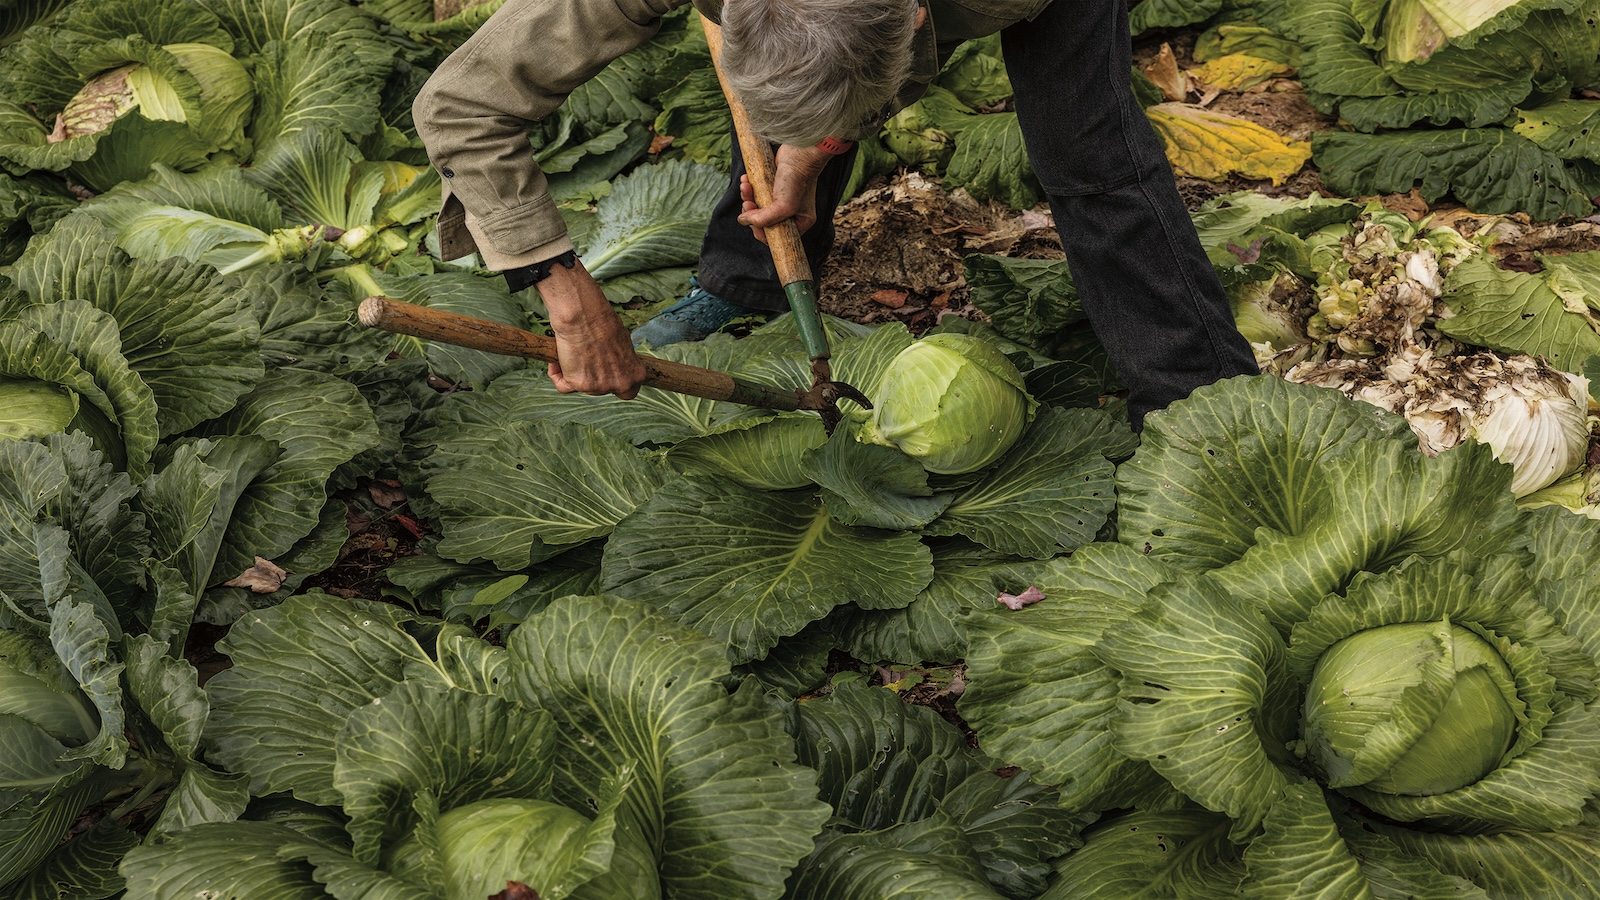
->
xmin=358 ymin=295 xmax=850 ymax=419
xmin=701 ymin=15 xmax=871 ymax=433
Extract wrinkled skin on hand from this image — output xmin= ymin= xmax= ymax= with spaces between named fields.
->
xmin=537 ymin=259 xmax=646 ymax=399
xmin=735 ymin=142 xmax=833 ymax=242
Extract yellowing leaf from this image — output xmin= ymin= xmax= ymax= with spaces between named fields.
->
xmin=1146 ymin=102 xmax=1311 ymax=185
xmin=1190 ymin=53 xmax=1294 ymax=93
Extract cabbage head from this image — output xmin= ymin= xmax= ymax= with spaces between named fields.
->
xmin=389 ymin=797 xmax=660 ymax=900
xmin=1303 ymin=619 xmax=1519 ymax=796
xmin=0 ymin=27 xmax=253 ymax=191
xmin=860 ymin=332 xmax=1037 ymax=475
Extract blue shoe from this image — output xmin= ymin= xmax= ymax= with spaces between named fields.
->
xmin=631 ymin=279 xmax=753 ymax=348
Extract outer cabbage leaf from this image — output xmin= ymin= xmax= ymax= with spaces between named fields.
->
xmin=1147 ymin=103 xmax=1313 ymax=185
xmin=505 ymin=595 xmax=832 ymax=900
xmin=799 ymin=421 xmax=953 ymax=531
xmin=196 ymin=0 xmax=381 ymax=54
xmin=123 ymin=634 xmax=248 ymax=836
xmin=74 ymin=164 xmax=314 ymax=275
xmin=1205 ymin=438 xmax=1523 ymax=632
xmin=576 ymin=159 xmax=727 ymax=280
xmin=0 ymin=305 xmax=159 ymax=482
xmin=119 ymin=821 xmax=332 ymax=899
xmin=4 ymin=818 xmax=139 ymax=900
xmin=785 ymin=814 xmax=1005 ymax=900
xmin=333 ymin=679 xmax=558 ymax=865
xmin=9 ymin=216 xmax=264 ymax=436
xmin=139 ymin=436 xmax=279 ymax=642
xmin=0 ymin=0 xmax=74 ymax=46
xmin=203 ymin=594 xmax=485 ymax=806
xmin=1437 ymin=254 xmax=1600 ymax=372
xmin=1514 ymin=98 xmax=1600 ymax=161
xmin=834 ymin=539 xmax=1056 ymax=665
xmin=1117 ymin=375 xmax=1411 ymax=573
xmin=958 ymin=543 xmax=1176 ymax=813
xmin=247 ymin=34 xmax=392 ymax=168
xmin=1367 ymin=820 xmax=1600 ymax=899
xmin=943 ymin=112 xmax=1042 ymax=210
xmin=1040 ymin=808 xmax=1244 ymax=900
xmin=1518 ymin=507 xmax=1600 ymax=666
xmin=669 ymin=414 xmax=826 ymax=491
xmin=1312 ymin=128 xmax=1600 ymax=221
xmin=357 ymin=0 xmax=508 ymax=45
xmin=792 ymin=678 xmax=1086 ymax=897
xmin=652 ymin=69 xmax=732 ymax=165
xmin=427 ymin=336 xmax=772 ymax=448
xmin=0 ymin=434 xmax=141 ymax=631
xmin=0 ymin=172 xmax=75 ymax=266
xmin=187 ymin=368 xmax=380 ymax=587
xmin=426 ymin=419 xmax=672 ymax=570
xmin=234 ymin=264 xmax=390 ymax=376
xmin=599 ymin=475 xmax=933 ymax=663
xmin=366 ymin=269 xmax=527 ymax=390
xmin=1238 ymin=782 xmax=1369 ymax=899
xmin=1096 ymin=576 xmax=1302 ymax=841
xmin=922 ymin=406 xmax=1131 ymax=558
xmin=31 ymin=432 xmax=146 ymax=618
xmin=962 ymin=255 xmax=1086 ymax=354
xmin=1130 ymin=0 xmax=1225 ymax=33
xmin=1338 ymin=77 xmax=1533 ymax=132
xmin=1264 ymin=0 xmax=1400 ymax=103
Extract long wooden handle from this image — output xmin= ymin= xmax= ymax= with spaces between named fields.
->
xmin=702 ymin=18 xmax=811 ymax=287
xmin=701 ymin=16 xmax=831 ymax=363
xmin=357 ymin=296 xmax=803 ymax=411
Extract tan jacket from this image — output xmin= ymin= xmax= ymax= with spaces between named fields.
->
xmin=413 ymin=0 xmax=1051 ymax=267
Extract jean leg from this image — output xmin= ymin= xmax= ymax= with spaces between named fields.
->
xmin=696 ymin=129 xmax=858 ymax=313
xmin=1002 ymin=0 xmax=1257 ymax=427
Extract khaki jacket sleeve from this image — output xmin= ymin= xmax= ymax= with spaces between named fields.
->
xmin=413 ymin=0 xmax=687 ymax=264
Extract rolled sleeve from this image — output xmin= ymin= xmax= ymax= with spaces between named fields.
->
xmin=413 ymin=0 xmax=685 ymax=262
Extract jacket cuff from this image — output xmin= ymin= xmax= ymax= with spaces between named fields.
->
xmin=463 ymin=210 xmax=576 ymax=271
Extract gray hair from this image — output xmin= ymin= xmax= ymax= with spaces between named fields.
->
xmin=718 ymin=0 xmax=920 ymax=146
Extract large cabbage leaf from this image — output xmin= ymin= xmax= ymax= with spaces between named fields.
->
xmin=506 ymin=595 xmax=832 ymax=899
xmin=599 ymin=475 xmax=934 ymax=663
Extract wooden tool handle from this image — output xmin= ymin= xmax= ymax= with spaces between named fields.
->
xmin=702 ymin=19 xmax=812 ymax=288
xmin=702 ymin=15 xmax=833 ymax=364
xmin=357 ymin=296 xmax=803 ymax=410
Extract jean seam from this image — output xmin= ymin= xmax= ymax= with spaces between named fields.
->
xmin=1106 ymin=26 xmax=1232 ymax=382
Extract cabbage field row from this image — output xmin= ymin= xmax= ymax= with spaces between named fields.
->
xmin=3 ymin=0 xmax=1600 ymax=897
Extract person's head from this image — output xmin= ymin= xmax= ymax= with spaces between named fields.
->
xmin=719 ymin=0 xmax=921 ymax=146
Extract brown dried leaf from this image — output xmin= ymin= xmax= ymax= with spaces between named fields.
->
xmin=1379 ymin=188 xmax=1430 ymax=222
xmin=223 ymin=557 xmax=288 ymax=594
xmin=997 ymin=585 xmax=1045 ymax=610
xmin=872 ymin=289 xmax=909 ymax=308
xmin=367 ymin=481 xmax=407 ymax=509
xmin=490 ymin=883 xmax=541 ymax=900
xmin=1142 ymin=43 xmax=1190 ymax=102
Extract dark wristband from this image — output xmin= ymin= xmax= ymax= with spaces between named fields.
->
xmin=502 ymin=250 xmax=578 ymax=293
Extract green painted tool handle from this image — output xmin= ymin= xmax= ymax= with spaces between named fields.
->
xmin=357 ymin=296 xmax=803 ymax=411
xmin=702 ymin=16 xmax=831 ymax=363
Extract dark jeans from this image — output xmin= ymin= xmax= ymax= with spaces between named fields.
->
xmin=697 ymin=0 xmax=1258 ymax=428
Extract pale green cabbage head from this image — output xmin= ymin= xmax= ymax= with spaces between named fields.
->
xmin=1303 ymin=619 xmax=1520 ymax=796
xmin=389 ymin=797 xmax=658 ymax=900
xmin=56 ymin=43 xmax=251 ymax=144
xmin=860 ymin=332 xmax=1038 ymax=475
